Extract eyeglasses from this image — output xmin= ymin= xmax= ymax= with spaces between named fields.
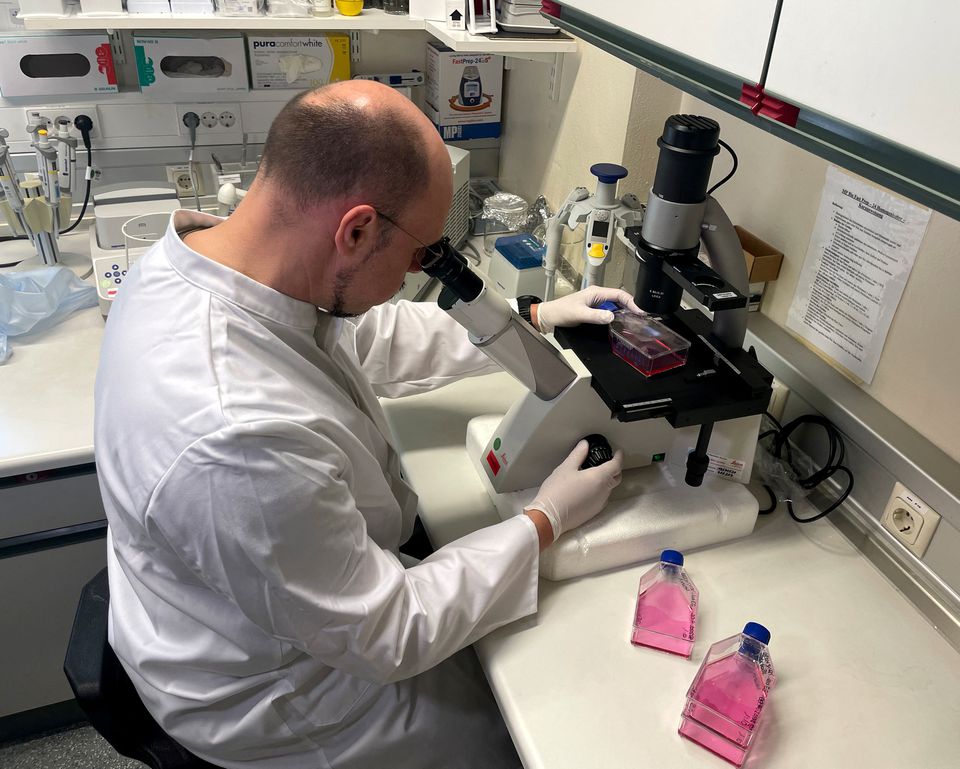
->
xmin=375 ymin=209 xmax=442 ymax=269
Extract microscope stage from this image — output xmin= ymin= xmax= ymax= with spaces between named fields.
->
xmin=554 ymin=309 xmax=772 ymax=427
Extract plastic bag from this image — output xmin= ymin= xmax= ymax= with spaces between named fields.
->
xmin=0 ymin=266 xmax=97 ymax=363
xmin=751 ymin=416 xmax=821 ymax=520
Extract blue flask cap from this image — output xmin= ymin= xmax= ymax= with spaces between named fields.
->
xmin=743 ymin=622 xmax=771 ymax=645
xmin=590 ymin=163 xmax=628 ymax=185
xmin=660 ymin=549 xmax=684 ymax=566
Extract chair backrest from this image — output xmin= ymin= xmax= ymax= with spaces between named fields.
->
xmin=63 ymin=567 xmax=221 ymax=769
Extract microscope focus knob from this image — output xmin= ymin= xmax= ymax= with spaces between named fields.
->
xmin=580 ymin=434 xmax=614 ymax=469
xmin=589 ymin=163 xmax=628 ymax=185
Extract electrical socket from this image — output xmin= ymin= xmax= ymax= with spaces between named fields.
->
xmin=166 ymin=164 xmax=199 ymax=197
xmin=23 ymin=106 xmax=98 ymax=137
xmin=881 ymin=482 xmax=941 ymax=557
xmin=176 ymin=104 xmax=242 ymax=136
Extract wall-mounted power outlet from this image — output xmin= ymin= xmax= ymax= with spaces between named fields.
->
xmin=880 ymin=482 xmax=941 ymax=558
xmin=166 ymin=164 xmax=200 ymax=197
xmin=23 ymin=106 xmax=98 ymax=138
xmin=176 ymin=104 xmax=242 ymax=136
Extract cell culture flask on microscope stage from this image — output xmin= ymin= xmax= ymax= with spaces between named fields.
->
xmin=679 ymin=622 xmax=776 ymax=766
xmin=630 ymin=549 xmax=698 ymax=657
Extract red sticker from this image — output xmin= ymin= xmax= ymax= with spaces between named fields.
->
xmin=486 ymin=450 xmax=500 ymax=475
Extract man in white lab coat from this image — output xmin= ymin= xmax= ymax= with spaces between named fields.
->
xmin=95 ymin=81 xmax=630 ymax=769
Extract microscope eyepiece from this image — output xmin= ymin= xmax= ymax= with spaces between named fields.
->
xmin=419 ymin=237 xmax=484 ymax=303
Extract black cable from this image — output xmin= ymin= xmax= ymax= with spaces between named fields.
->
xmin=758 ymin=413 xmax=854 ymax=524
xmin=707 ymin=139 xmax=738 ymax=196
xmin=59 ymin=145 xmax=92 ymax=235
xmin=61 ymin=114 xmax=94 ymax=235
xmin=0 ymin=235 xmax=28 ymax=269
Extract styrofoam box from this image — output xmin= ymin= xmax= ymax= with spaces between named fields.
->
xmin=0 ymin=33 xmax=118 ymax=97
xmin=16 ymin=0 xmax=67 ymax=16
xmin=408 ymin=0 xmax=444 ymax=20
xmin=246 ymin=34 xmax=350 ymax=90
xmin=424 ymin=42 xmax=502 ymax=141
xmin=134 ymin=35 xmax=248 ymax=95
xmin=79 ymin=0 xmax=124 ymax=15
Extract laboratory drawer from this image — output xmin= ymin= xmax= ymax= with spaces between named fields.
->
xmin=0 ymin=465 xmax=104 ymax=539
xmin=0 ymin=536 xmax=107 ymax=719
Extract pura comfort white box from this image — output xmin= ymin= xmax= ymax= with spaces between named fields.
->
xmin=133 ymin=35 xmax=248 ymax=95
xmin=424 ymin=42 xmax=502 ymax=141
xmin=0 ymin=34 xmax=118 ymax=97
xmin=246 ymin=34 xmax=351 ymax=90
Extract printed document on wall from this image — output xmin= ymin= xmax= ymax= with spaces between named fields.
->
xmin=786 ymin=166 xmax=930 ymax=383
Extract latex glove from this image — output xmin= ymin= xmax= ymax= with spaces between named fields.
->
xmin=525 ymin=440 xmax=624 ymax=542
xmin=536 ymin=286 xmax=642 ymax=334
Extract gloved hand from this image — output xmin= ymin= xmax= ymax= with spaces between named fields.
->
xmin=535 ymin=286 xmax=641 ymax=334
xmin=524 ymin=440 xmax=624 ymax=542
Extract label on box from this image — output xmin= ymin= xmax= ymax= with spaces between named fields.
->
xmin=247 ymin=35 xmax=350 ymax=90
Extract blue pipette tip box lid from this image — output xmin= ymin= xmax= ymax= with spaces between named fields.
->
xmin=494 ymin=234 xmax=546 ymax=270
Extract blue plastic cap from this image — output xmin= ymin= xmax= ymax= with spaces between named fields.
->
xmin=660 ymin=549 xmax=684 ymax=566
xmin=597 ymin=300 xmax=619 ymax=312
xmin=590 ymin=163 xmax=628 ymax=185
xmin=743 ymin=622 xmax=771 ymax=645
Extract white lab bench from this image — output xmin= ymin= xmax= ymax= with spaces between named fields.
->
xmin=2 ymin=234 xmax=960 ymax=766
xmin=382 ymin=372 xmax=960 ymax=769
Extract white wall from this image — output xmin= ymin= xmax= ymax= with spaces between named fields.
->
xmin=499 ymin=42 xmax=636 ymax=207
xmin=677 ymin=93 xmax=960 ymax=464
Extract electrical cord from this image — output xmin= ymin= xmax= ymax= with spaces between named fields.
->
xmin=707 ymin=139 xmax=738 ymax=196
xmin=183 ymin=112 xmax=202 ymax=213
xmin=60 ymin=114 xmax=94 ymax=235
xmin=461 ymin=239 xmax=482 ymax=266
xmin=757 ymin=411 xmax=854 ymax=523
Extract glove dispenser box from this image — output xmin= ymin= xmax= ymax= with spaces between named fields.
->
xmin=246 ymin=35 xmax=351 ymax=90
xmin=0 ymin=34 xmax=118 ymax=97
xmin=134 ymin=35 xmax=248 ymax=95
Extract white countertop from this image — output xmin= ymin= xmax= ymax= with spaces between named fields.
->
xmin=0 ymin=232 xmax=104 ymax=477
xmin=381 ymin=373 xmax=960 ymax=769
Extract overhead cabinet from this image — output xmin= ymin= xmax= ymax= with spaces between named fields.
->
xmin=548 ymin=0 xmax=960 ymax=219
xmin=763 ymin=0 xmax=960 ymax=171
xmin=554 ymin=0 xmax=779 ymax=84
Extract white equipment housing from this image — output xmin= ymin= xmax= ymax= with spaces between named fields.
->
xmin=465 ymin=346 xmax=761 ymax=580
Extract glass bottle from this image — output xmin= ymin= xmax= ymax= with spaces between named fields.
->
xmin=679 ymin=622 xmax=777 ymax=767
xmin=631 ymin=549 xmax=698 ymax=657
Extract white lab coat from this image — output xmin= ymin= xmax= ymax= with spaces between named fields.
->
xmin=95 ymin=210 xmax=539 ymax=768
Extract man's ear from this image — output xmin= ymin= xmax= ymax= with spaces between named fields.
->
xmin=335 ymin=204 xmax=380 ymax=259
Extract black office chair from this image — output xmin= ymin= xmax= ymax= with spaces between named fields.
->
xmin=63 ymin=567 xmax=222 ymax=769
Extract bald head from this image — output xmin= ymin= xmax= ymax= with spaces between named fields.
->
xmin=259 ymin=81 xmax=448 ymax=220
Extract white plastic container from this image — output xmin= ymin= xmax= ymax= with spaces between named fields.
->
xmin=15 ymin=0 xmax=67 ymax=15
xmin=79 ymin=0 xmax=124 ymax=16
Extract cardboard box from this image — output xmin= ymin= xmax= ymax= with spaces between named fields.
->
xmin=425 ymin=42 xmax=502 ymax=141
xmin=735 ymin=225 xmax=783 ymax=283
xmin=134 ymin=35 xmax=248 ymax=95
xmin=246 ymin=35 xmax=350 ymax=90
xmin=0 ymin=34 xmax=117 ymax=97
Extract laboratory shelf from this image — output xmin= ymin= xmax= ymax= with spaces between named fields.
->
xmin=21 ymin=8 xmax=423 ymax=30
xmin=424 ymin=21 xmax=576 ymax=54
xmin=21 ymin=10 xmax=577 ymax=55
